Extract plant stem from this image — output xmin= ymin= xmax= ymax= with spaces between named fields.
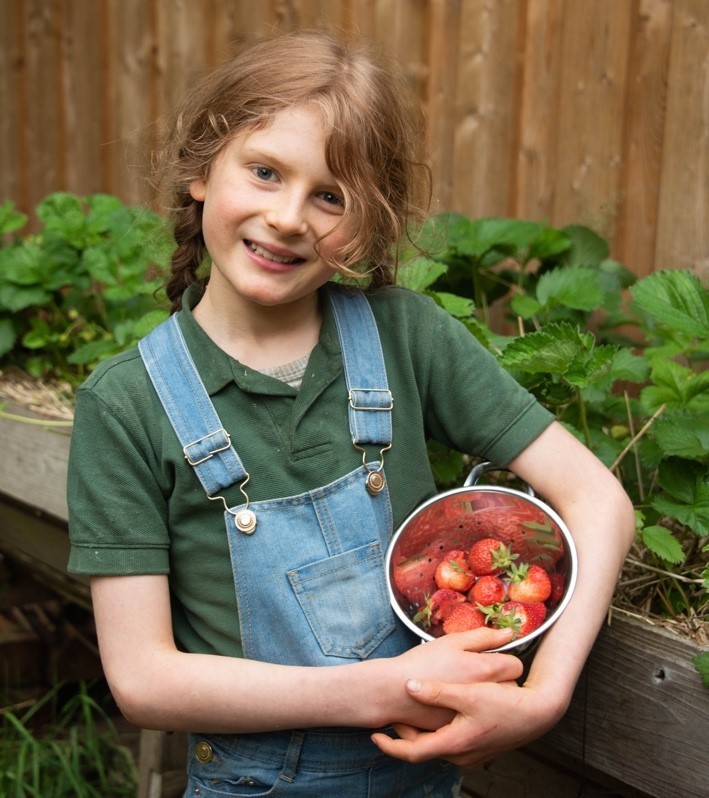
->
xmin=610 ymin=404 xmax=666 ymax=472
xmin=575 ymin=387 xmax=591 ymax=448
xmin=0 ymin=410 xmax=73 ymax=427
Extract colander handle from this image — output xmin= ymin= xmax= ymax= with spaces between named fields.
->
xmin=463 ymin=461 xmax=536 ymax=496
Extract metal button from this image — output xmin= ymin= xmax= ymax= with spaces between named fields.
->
xmin=235 ymin=509 xmax=257 ymax=535
xmin=366 ymin=471 xmax=386 ymax=495
xmin=194 ymin=741 xmax=213 ymax=763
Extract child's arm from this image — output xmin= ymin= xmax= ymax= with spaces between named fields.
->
xmin=90 ymin=573 xmax=522 ymax=734
xmin=372 ymin=420 xmax=635 ymax=766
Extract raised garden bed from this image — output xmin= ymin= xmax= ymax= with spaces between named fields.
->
xmin=0 ymin=401 xmax=707 ymax=798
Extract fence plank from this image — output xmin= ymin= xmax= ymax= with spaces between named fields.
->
xmin=515 ymin=0 xmax=566 ymax=222
xmin=103 ymin=0 xmax=156 ymax=205
xmin=0 ymin=1 xmax=23 ymax=208
xmin=61 ymin=0 xmax=106 ymax=197
xmin=549 ymin=0 xmax=634 ymax=240
xmin=613 ymin=0 xmax=673 ymax=279
xmin=655 ymin=0 xmax=709 ymax=276
xmin=3 ymin=0 xmax=708 ymax=278
xmin=22 ymin=0 xmax=64 ymax=213
xmin=451 ymin=0 xmax=523 ymax=218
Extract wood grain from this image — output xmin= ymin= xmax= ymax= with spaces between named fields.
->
xmin=541 ymin=612 xmax=708 ymax=798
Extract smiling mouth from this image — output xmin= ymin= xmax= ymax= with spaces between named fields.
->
xmin=246 ymin=241 xmax=304 ymax=265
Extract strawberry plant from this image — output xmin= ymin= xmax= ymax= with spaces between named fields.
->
xmin=0 ymin=193 xmax=171 ymax=387
xmin=401 ymin=214 xmax=708 ymax=674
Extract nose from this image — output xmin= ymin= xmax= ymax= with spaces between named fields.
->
xmin=265 ymin=189 xmax=308 ymax=237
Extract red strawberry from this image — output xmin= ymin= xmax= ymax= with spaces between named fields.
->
xmin=435 ymin=550 xmax=475 ymax=592
xmin=413 ymin=589 xmax=466 ymax=629
xmin=461 ymin=506 xmax=565 ymax=568
xmin=469 ymin=574 xmax=507 ymax=606
xmin=548 ymin=571 xmax=566 ymax=605
xmin=468 ymin=538 xmax=518 ymax=576
xmin=442 ymin=603 xmax=487 ymax=634
xmin=494 ymin=601 xmax=547 ymax=637
xmin=392 ymin=554 xmax=439 ymax=606
xmin=507 ymin=563 xmax=552 ymax=603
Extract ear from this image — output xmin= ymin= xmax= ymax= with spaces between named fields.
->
xmin=189 ymin=178 xmax=207 ymax=201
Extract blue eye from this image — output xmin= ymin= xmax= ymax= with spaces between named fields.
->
xmin=253 ymin=166 xmax=275 ymax=181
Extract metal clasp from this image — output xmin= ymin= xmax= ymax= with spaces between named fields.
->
xmin=354 ymin=442 xmax=391 ymax=495
xmin=207 ymin=473 xmax=257 ymax=535
xmin=183 ymin=428 xmax=232 ymax=466
xmin=348 ymin=388 xmax=394 ymax=411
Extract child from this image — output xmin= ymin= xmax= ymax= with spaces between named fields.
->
xmin=67 ymin=30 xmax=634 ymax=795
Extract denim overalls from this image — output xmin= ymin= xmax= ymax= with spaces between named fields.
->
xmin=139 ymin=285 xmax=462 ymax=797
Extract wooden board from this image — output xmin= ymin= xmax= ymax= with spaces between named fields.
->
xmin=540 ymin=612 xmax=708 ymax=798
xmin=0 ymin=404 xmax=71 ymax=522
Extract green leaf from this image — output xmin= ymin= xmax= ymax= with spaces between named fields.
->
xmin=527 ymin=227 xmax=571 ymax=261
xmin=640 ymin=359 xmax=709 ymax=413
xmin=608 ymin=348 xmax=650 ymax=383
xmin=693 ymin=651 xmax=709 ymax=688
xmin=631 ymin=270 xmax=709 ymax=338
xmin=558 ymin=224 xmax=610 ymax=268
xmin=0 ymin=317 xmax=16 ymax=357
xmin=397 ymin=256 xmax=447 ymax=291
xmin=66 ymin=338 xmax=118 ymax=365
xmin=0 ymin=283 xmax=53 ymax=311
xmin=446 ymin=216 xmax=546 ymax=259
xmin=509 ymin=293 xmax=542 ymax=318
xmin=651 ymin=412 xmax=709 ymax=460
xmin=429 ymin=291 xmax=474 ymax=319
xmin=499 ymin=322 xmax=594 ymax=375
xmin=36 ymin=192 xmax=88 ymax=247
xmin=653 ymin=460 xmax=709 ymax=535
xmin=640 ymin=525 xmax=684 ymax=564
xmin=565 ymin=344 xmax=617 ymax=388
xmin=535 ymin=267 xmax=604 ymax=311
xmin=0 ymin=200 xmax=27 ymax=235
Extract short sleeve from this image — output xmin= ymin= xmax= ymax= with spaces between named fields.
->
xmin=67 ymin=384 xmax=171 ymax=576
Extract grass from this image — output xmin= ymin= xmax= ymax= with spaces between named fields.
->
xmin=0 ymin=681 xmax=138 ymax=798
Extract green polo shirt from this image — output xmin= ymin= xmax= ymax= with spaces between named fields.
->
xmin=67 ymin=283 xmax=553 ymax=657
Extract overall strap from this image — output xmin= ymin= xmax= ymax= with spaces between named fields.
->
xmin=138 ymin=314 xmax=248 ymax=497
xmin=328 ymin=285 xmax=393 ymax=448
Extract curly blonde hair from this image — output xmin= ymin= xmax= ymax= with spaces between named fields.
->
xmin=157 ymin=30 xmax=430 ymax=310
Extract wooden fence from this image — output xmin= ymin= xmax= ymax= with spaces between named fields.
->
xmin=1 ymin=0 xmax=708 ymax=280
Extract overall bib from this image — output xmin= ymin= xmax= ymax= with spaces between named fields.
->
xmin=139 ymin=285 xmax=462 ymax=798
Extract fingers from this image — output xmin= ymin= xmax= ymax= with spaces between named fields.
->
xmin=454 ymin=627 xmax=515 ymax=653
xmin=371 ymin=722 xmax=473 ymax=764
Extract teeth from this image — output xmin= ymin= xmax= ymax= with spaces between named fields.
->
xmin=248 ymin=242 xmax=300 ymax=264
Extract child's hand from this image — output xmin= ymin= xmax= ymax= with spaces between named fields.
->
xmin=384 ymin=627 xmax=523 ymax=732
xmin=371 ymin=675 xmax=565 ymax=767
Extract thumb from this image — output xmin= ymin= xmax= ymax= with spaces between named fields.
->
xmin=404 ymin=677 xmax=468 ymax=710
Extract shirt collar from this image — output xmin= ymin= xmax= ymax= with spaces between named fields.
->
xmin=175 ymin=282 xmax=342 ymax=397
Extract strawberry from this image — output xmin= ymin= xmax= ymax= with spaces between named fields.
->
xmin=468 ymin=538 xmax=517 ymax=576
xmin=494 ymin=601 xmax=547 ymax=637
xmin=435 ymin=549 xmax=475 ymax=592
xmin=548 ymin=571 xmax=566 ymax=605
xmin=468 ymin=574 xmax=507 ymax=606
xmin=392 ymin=553 xmax=439 ymax=606
xmin=413 ymin=589 xmax=466 ymax=629
xmin=442 ymin=603 xmax=487 ymax=634
xmin=460 ymin=506 xmax=565 ymax=568
xmin=506 ymin=563 xmax=552 ymax=603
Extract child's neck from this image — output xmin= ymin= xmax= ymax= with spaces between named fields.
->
xmin=193 ymin=291 xmax=323 ymax=370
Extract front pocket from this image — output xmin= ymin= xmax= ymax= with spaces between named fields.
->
xmin=287 ymin=541 xmax=396 ymax=659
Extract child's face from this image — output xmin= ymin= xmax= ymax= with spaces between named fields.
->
xmin=189 ymin=104 xmax=351 ymax=313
